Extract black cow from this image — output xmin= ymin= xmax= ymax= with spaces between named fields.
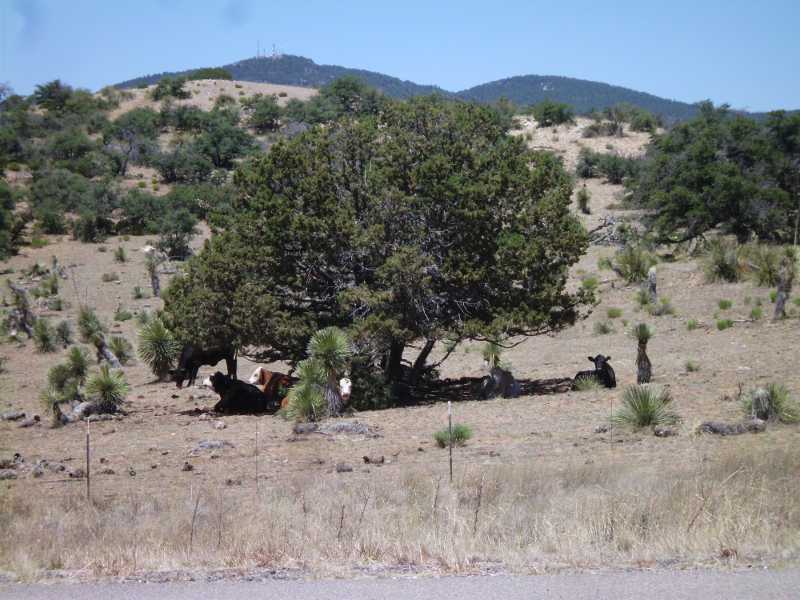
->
xmin=209 ymin=372 xmax=275 ymax=414
xmin=170 ymin=344 xmax=236 ymax=389
xmin=480 ymin=366 xmax=521 ymax=399
xmin=573 ymin=354 xmax=616 ymax=389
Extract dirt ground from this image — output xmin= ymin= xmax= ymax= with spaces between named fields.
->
xmin=1 ymin=116 xmax=799 ymax=574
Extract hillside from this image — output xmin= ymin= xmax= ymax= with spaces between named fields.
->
xmin=116 ymin=55 xmax=448 ymax=100
xmin=458 ymin=75 xmax=700 ymax=121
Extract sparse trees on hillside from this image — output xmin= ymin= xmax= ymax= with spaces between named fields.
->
xmin=103 ymin=107 xmax=160 ymax=176
xmin=531 ymin=99 xmax=575 ymax=127
xmin=164 ymin=97 xmax=590 ymax=404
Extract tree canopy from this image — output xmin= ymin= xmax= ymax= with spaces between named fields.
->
xmin=164 ymin=96 xmax=590 ymax=403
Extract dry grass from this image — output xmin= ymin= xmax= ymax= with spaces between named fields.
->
xmin=1 ymin=442 xmax=798 ymax=579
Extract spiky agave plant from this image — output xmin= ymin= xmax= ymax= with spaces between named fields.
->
xmin=137 ymin=318 xmax=180 ymax=380
xmin=631 ymin=323 xmax=653 ymax=384
xmin=108 ymin=336 xmax=133 ymax=365
xmin=742 ymin=384 xmax=800 ymax=423
xmin=482 ymin=341 xmax=503 ymax=369
xmin=66 ymin=346 xmax=90 ymax=383
xmin=612 ymin=385 xmax=677 ymax=429
xmin=284 ymin=358 xmax=326 ymax=422
xmin=77 ymin=306 xmax=105 ymax=343
xmin=307 ymin=326 xmax=352 ymax=417
xmin=33 ymin=318 xmax=56 ymax=353
xmin=85 ymin=364 xmax=129 ymax=412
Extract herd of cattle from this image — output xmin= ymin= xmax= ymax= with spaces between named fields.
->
xmin=168 ymin=344 xmax=618 ymax=415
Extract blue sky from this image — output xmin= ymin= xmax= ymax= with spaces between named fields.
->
xmin=2 ymin=0 xmax=798 ymax=111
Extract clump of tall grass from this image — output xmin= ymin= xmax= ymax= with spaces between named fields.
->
xmin=433 ymin=423 xmax=473 ymax=448
xmin=33 ymin=318 xmax=56 ymax=353
xmin=573 ymin=377 xmax=603 ymax=392
xmin=593 ymin=321 xmax=614 ymax=335
xmin=610 ymin=245 xmax=657 ymax=284
xmin=703 ymin=239 xmax=745 ymax=283
xmin=611 ymin=385 xmax=678 ymax=429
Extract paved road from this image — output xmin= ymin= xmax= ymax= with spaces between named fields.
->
xmin=2 ymin=569 xmax=799 ymax=599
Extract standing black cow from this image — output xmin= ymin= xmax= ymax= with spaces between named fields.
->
xmin=573 ymin=354 xmax=616 ymax=389
xmin=209 ymin=372 xmax=275 ymax=414
xmin=170 ymin=344 xmax=236 ymax=388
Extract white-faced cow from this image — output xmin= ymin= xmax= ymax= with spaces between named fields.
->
xmin=573 ymin=354 xmax=616 ymax=389
xmin=170 ymin=344 xmax=236 ymax=388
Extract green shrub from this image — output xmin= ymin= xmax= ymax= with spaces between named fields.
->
xmin=612 ymin=245 xmax=657 ymax=283
xmin=750 ymin=307 xmax=763 ymax=320
xmin=631 ymin=323 xmax=653 ymax=344
xmin=137 ymin=318 xmax=180 ymax=380
xmin=132 ymin=286 xmax=145 ymax=300
xmin=284 ymin=358 xmax=326 ymax=421
xmin=136 ymin=310 xmax=151 ymax=325
xmin=55 ymin=320 xmax=72 ymax=347
xmin=593 ymin=321 xmax=614 ymax=335
xmin=85 ymin=364 xmax=129 ymax=410
xmin=47 ymin=297 xmax=63 ymax=311
xmin=597 ymin=256 xmax=613 ymax=271
xmin=433 ymin=423 xmax=473 ymax=448
xmin=718 ymin=299 xmax=732 ymax=310
xmin=742 ymin=384 xmax=799 ymax=423
xmin=747 ymin=244 xmax=781 ymax=287
xmin=612 ymin=385 xmax=678 ymax=429
xmin=704 ymin=239 xmax=744 ymax=283
xmin=66 ymin=346 xmax=89 ymax=382
xmin=685 ymin=360 xmax=700 ymax=372
xmin=646 ymin=298 xmax=675 ymax=316
xmin=606 ymin=307 xmax=623 ymax=319
xmin=47 ymin=363 xmax=73 ymax=391
xmin=114 ymin=306 xmax=133 ymax=321
xmin=581 ymin=276 xmax=599 ymax=292
xmin=114 ymin=247 xmax=127 ymax=263
xmin=101 ymin=272 xmax=119 ymax=282
xmin=686 ymin=319 xmax=699 ymax=331
xmin=30 ymin=237 xmax=48 ymax=248
xmin=108 ymin=336 xmax=133 ymax=365
xmin=33 ymin=318 xmax=56 ymax=352
xmin=98 ymin=245 xmax=107 ymax=253
xmin=716 ymin=319 xmax=734 ymax=331
xmin=576 ymin=186 xmax=591 ymax=214
xmin=531 ymin=100 xmax=574 ymax=127
xmin=769 ymin=290 xmax=778 ymax=303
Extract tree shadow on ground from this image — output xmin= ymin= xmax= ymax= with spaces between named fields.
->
xmin=409 ymin=376 xmax=573 ymax=405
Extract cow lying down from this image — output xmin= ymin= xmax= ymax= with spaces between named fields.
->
xmin=208 ymin=372 xmax=281 ymax=414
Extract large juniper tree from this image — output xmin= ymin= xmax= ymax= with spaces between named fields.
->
xmin=164 ymin=97 xmax=590 ymax=401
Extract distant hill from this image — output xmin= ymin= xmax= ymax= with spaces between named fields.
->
xmin=116 ymin=55 xmax=448 ymax=100
xmin=456 ymin=75 xmax=700 ymax=121
xmin=115 ymin=54 xmax=794 ymax=123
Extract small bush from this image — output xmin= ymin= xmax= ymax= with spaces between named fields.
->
xmin=77 ymin=306 xmax=105 ymax=342
xmin=750 ymin=307 xmax=763 ymax=320
xmin=55 ymin=320 xmax=72 ymax=347
xmin=769 ymin=290 xmax=778 ymax=303
xmin=581 ymin=276 xmax=599 ymax=292
xmin=33 ymin=318 xmax=56 ymax=352
xmin=718 ymin=299 xmax=732 ymax=310
xmin=716 ymin=319 xmax=734 ymax=331
xmin=97 ymin=246 xmax=107 ymax=253
xmin=612 ymin=245 xmax=657 ymax=283
xmin=136 ymin=310 xmax=151 ymax=325
xmin=132 ymin=286 xmax=145 ymax=300
xmin=47 ymin=364 xmax=72 ymax=391
xmin=108 ymin=336 xmax=133 ymax=365
xmin=685 ymin=360 xmax=700 ymax=372
xmin=612 ymin=385 xmax=678 ymax=429
xmin=576 ymin=186 xmax=591 ymax=215
xmin=606 ymin=307 xmax=623 ymax=319
xmin=30 ymin=238 xmax=48 ymax=248
xmin=686 ymin=319 xmax=699 ymax=331
xmin=634 ymin=289 xmax=650 ymax=307
xmin=284 ymin=358 xmax=326 ymax=421
xmin=114 ymin=306 xmax=133 ymax=321
xmin=433 ymin=424 xmax=473 ymax=448
xmin=704 ymin=239 xmax=744 ymax=283
xmin=85 ymin=364 xmax=129 ymax=410
xmin=101 ymin=272 xmax=119 ymax=283
xmin=47 ymin=297 xmax=63 ymax=311
xmin=742 ymin=384 xmax=799 ymax=423
xmin=646 ymin=298 xmax=675 ymax=316
xmin=747 ymin=244 xmax=781 ymax=287
xmin=597 ymin=256 xmax=613 ymax=271
xmin=66 ymin=346 xmax=89 ymax=382
xmin=593 ymin=321 xmax=614 ymax=335
xmin=114 ymin=247 xmax=127 ymax=263
xmin=631 ymin=323 xmax=653 ymax=344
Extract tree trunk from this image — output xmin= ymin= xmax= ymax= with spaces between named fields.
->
xmin=324 ymin=379 xmax=343 ymax=417
xmin=7 ymin=282 xmax=35 ymax=337
xmin=384 ymin=339 xmax=405 ymax=384
xmin=636 ymin=341 xmax=652 ymax=384
xmin=773 ymin=254 xmax=795 ymax=321
xmin=409 ymin=339 xmax=435 ymax=386
xmin=94 ymin=336 xmax=122 ymax=369
xmin=150 ymin=271 xmax=161 ymax=298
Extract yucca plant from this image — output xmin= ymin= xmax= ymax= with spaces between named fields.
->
xmin=55 ymin=320 xmax=72 ymax=347
xmin=747 ymin=244 xmax=781 ymax=286
xmin=85 ymin=364 xmax=129 ymax=412
xmin=66 ymin=346 xmax=89 ymax=382
xmin=631 ymin=323 xmax=653 ymax=384
xmin=482 ymin=340 xmax=503 ymax=369
xmin=612 ymin=385 xmax=677 ymax=429
xmin=284 ymin=358 xmax=326 ymax=421
xmin=307 ymin=326 xmax=352 ymax=416
xmin=742 ymin=384 xmax=800 ymax=423
xmin=109 ymin=336 xmax=133 ymax=365
xmin=47 ymin=363 xmax=73 ymax=391
xmin=33 ymin=318 xmax=56 ymax=353
xmin=114 ymin=246 xmax=127 ymax=263
xmin=137 ymin=318 xmax=180 ymax=380
xmin=573 ymin=377 xmax=603 ymax=392
xmin=77 ymin=306 xmax=104 ymax=343
xmin=612 ymin=245 xmax=657 ymax=283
